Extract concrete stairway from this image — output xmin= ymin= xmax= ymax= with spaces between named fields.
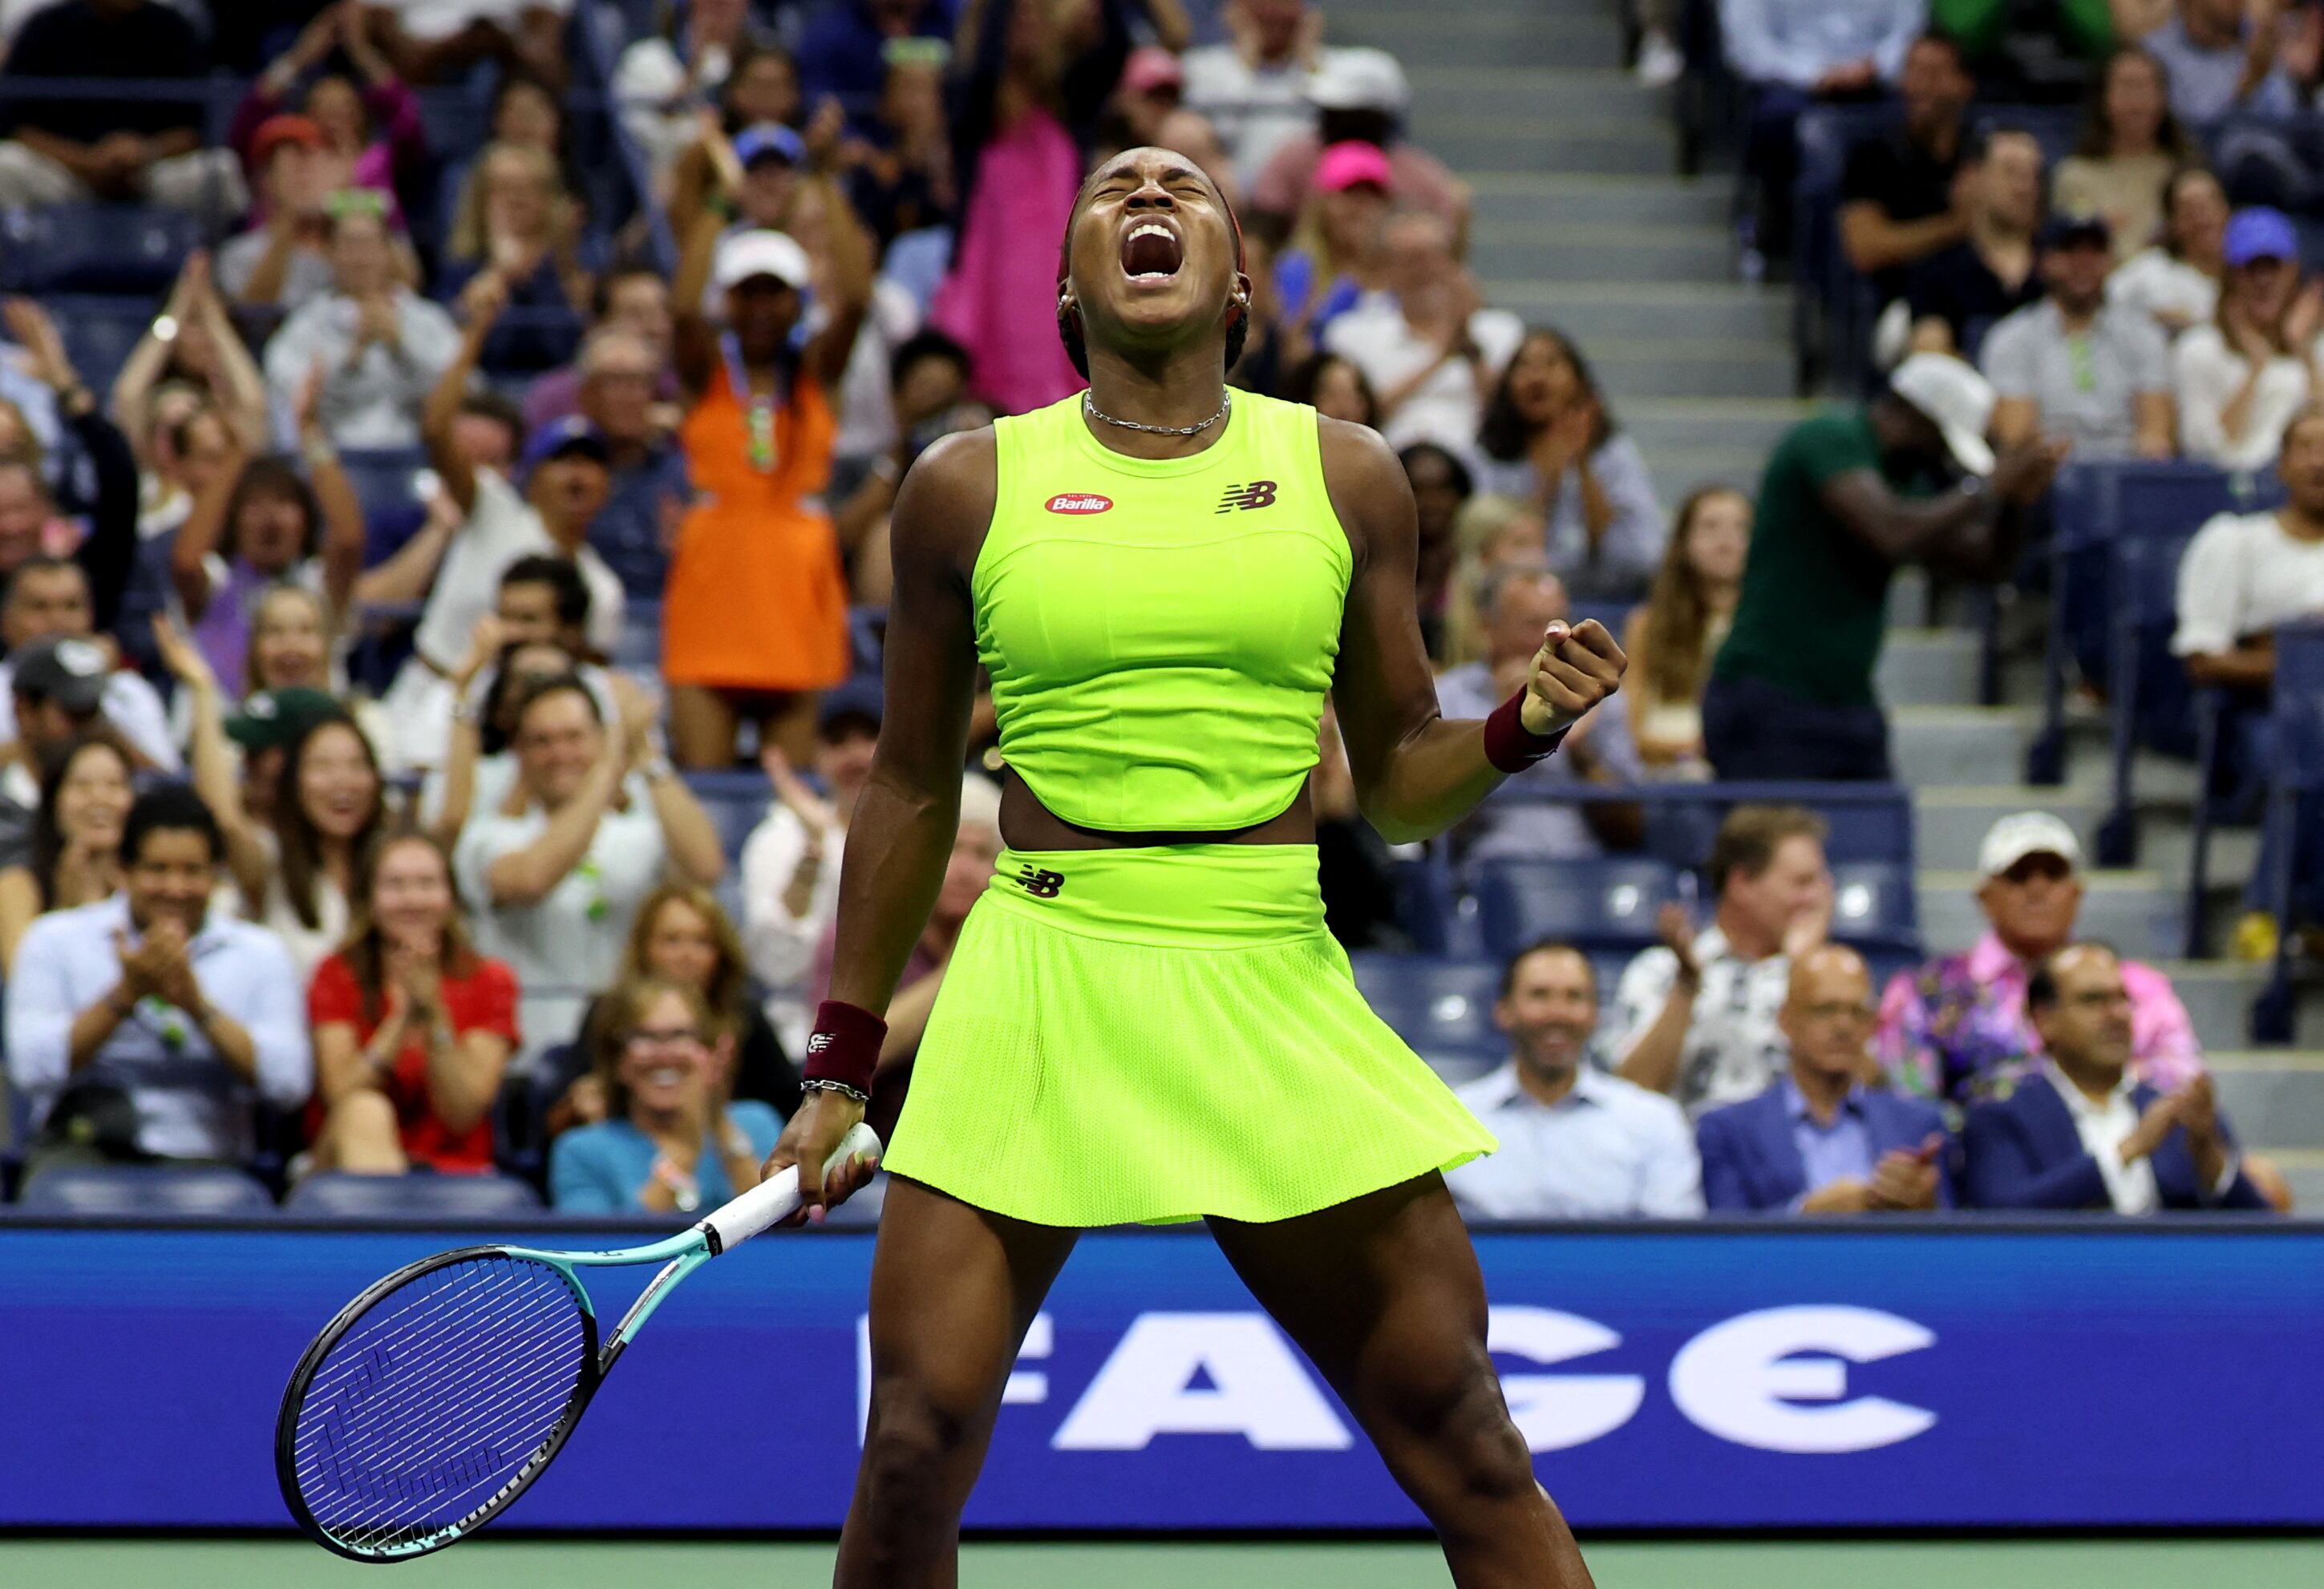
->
xmin=1330 ymin=1 xmax=1807 ymax=509
xmin=1332 ymin=0 xmax=2324 ymax=1205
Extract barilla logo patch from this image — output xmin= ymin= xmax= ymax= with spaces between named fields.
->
xmin=1046 ymin=493 xmax=1113 ymax=515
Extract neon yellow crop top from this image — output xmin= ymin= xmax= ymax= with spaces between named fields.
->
xmin=974 ymin=390 xmax=1353 ymax=832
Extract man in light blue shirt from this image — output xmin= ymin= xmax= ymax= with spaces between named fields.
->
xmin=6 ymin=783 xmax=311 ymax=1166
xmin=1445 ymin=941 xmax=1703 ymax=1222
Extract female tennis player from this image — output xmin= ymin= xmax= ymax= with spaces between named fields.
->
xmin=768 ymin=145 xmax=1622 ymax=1588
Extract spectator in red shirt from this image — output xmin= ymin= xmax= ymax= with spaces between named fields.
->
xmin=306 ymin=829 xmax=520 ymax=1174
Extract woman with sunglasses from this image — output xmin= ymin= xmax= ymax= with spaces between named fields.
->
xmin=549 ymin=978 xmax=783 ymax=1215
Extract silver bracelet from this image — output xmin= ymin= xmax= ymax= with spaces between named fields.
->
xmin=800 ymin=1077 xmax=870 ymax=1104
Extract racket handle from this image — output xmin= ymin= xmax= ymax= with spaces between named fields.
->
xmin=698 ymin=1122 xmax=883 ymax=1254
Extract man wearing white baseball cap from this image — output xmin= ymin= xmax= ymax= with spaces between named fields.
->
xmin=1702 ymin=353 xmax=2067 ymax=781
xmin=1875 ymin=811 xmax=2205 ymax=1108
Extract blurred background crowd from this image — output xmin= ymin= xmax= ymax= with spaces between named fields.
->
xmin=0 ymin=0 xmax=2312 ymax=1226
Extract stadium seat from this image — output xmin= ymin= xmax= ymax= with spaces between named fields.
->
xmin=2030 ymin=461 xmax=2277 ymax=788
xmin=338 ymin=447 xmax=435 ymax=564
xmin=1473 ymin=858 xmax=1682 ymax=956
xmin=1391 ymin=849 xmax=1458 ymax=955
xmin=1348 ymin=953 xmax=1502 ymax=1057
xmin=285 ymin=1171 xmax=544 ymax=1219
xmin=614 ymin=600 xmax=662 ymax=671
xmin=2099 ymin=529 xmax=2203 ymax=866
xmin=18 ymin=1165 xmax=273 ymax=1216
xmin=0 ymin=204 xmax=203 ymax=295
xmin=683 ymin=769 xmax=772 ymax=860
xmin=47 ymin=294 xmax=155 ymax=394
xmin=1790 ymin=103 xmax=1893 ymax=393
xmin=2250 ymin=621 xmax=2324 ymax=1043
xmin=1828 ymin=862 xmax=1918 ymax=956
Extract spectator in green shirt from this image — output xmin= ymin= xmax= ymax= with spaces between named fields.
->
xmin=1703 ymin=354 xmax=2065 ymax=779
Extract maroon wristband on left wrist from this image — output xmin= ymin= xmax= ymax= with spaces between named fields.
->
xmin=804 ymin=999 xmax=886 ymax=1093
xmin=1483 ymin=686 xmax=1569 ymax=774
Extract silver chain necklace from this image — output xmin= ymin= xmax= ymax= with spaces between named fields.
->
xmin=1083 ymin=389 xmax=1231 ymax=437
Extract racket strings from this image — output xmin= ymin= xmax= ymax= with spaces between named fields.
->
xmin=287 ymin=1255 xmax=589 ymax=1555
xmin=298 ymin=1268 xmax=584 ymax=1548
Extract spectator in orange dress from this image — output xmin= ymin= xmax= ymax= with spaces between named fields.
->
xmin=662 ymin=224 xmax=872 ymax=766
xmin=306 ymin=830 xmax=520 ymax=1175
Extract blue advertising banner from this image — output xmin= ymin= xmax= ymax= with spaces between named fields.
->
xmin=0 ymin=1220 xmax=2319 ymax=1531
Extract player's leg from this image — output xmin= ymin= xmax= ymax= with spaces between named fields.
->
xmin=834 ymin=1175 xmax=1079 ymax=1589
xmin=1209 ymin=1175 xmax=1594 ymax=1589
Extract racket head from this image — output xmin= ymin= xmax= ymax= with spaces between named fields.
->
xmin=276 ymin=1245 xmax=600 ymax=1562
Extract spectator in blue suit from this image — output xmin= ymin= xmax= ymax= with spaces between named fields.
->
xmin=1962 ymin=944 xmax=2271 ymax=1212
xmin=1698 ymin=944 xmax=1949 ymax=1213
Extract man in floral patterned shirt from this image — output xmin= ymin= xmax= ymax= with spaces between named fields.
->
xmin=1876 ymin=812 xmax=2202 ymax=1109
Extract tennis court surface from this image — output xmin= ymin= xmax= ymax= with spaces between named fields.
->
xmin=6 ymin=1538 xmax=2320 ymax=1588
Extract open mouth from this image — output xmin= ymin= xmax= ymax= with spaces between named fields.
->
xmin=1119 ymin=220 xmax=1184 ymax=281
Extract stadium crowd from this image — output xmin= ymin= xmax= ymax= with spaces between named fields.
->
xmin=0 ymin=0 xmax=2304 ymax=1221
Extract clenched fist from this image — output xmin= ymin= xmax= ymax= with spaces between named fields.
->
xmin=1520 ymin=619 xmax=1626 ymax=737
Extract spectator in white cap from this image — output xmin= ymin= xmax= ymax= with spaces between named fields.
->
xmin=1877 ymin=811 xmax=2206 ymax=1107
xmin=1702 ymin=354 xmax=2065 ymax=781
xmin=662 ymin=215 xmax=870 ymax=768
xmin=1248 ymin=47 xmax=1470 ymax=243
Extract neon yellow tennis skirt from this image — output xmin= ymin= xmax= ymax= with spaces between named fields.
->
xmin=881 ymin=845 xmax=1496 ymax=1227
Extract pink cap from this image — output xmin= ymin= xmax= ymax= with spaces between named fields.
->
xmin=1120 ymin=46 xmax=1184 ymax=98
xmin=1313 ymin=139 xmax=1395 ymax=195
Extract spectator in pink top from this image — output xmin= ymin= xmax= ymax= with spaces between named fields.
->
xmin=1248 ymin=49 xmax=1469 ymax=246
xmin=1877 ymin=812 xmax=2202 ymax=1107
xmin=232 ymin=2 xmax=428 ymax=232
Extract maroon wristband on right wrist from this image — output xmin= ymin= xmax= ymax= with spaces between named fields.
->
xmin=804 ymin=999 xmax=886 ymax=1094
xmin=1483 ymin=686 xmax=1569 ymax=774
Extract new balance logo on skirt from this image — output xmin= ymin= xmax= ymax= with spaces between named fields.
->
xmin=1215 ymin=480 xmax=1277 ymax=513
xmin=1014 ymin=866 xmax=1065 ymax=898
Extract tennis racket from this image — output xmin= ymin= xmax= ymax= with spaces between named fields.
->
xmin=275 ymin=1123 xmax=881 ymax=1562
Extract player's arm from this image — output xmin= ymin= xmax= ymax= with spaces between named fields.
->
xmin=1322 ymin=417 xmax=1623 ymax=844
xmin=762 ymin=429 xmax=991 ymax=1208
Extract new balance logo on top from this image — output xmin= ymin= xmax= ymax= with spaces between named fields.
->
xmin=1214 ymin=480 xmax=1278 ymax=514
xmin=1014 ymin=866 xmax=1066 ymax=899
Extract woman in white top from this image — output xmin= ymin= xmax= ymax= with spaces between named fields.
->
xmin=2050 ymin=47 xmax=2193 ymax=269
xmin=2173 ymin=207 xmax=2324 ymax=471
xmin=1622 ymin=485 xmax=1752 ymax=776
xmin=2111 ymin=167 xmax=2227 ymax=340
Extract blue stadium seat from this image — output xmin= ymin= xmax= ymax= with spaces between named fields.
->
xmin=1348 ymin=953 xmax=1502 ymax=1057
xmin=1473 ymin=858 xmax=1682 ymax=956
xmin=2251 ymin=621 xmax=2324 ymax=1043
xmin=46 ymin=294 xmax=156 ymax=394
xmin=2030 ymin=461 xmax=2277 ymax=787
xmin=1791 ymin=103 xmax=1893 ymax=393
xmin=338 ymin=448 xmax=435 ymax=565
xmin=1828 ymin=862 xmax=1918 ymax=956
xmin=682 ymin=769 xmax=772 ymax=860
xmin=0 ymin=204 xmax=204 ymax=294
xmin=1391 ymin=848 xmax=1457 ymax=955
xmin=614 ymin=600 xmax=662 ymax=671
xmin=2099 ymin=529 xmax=2202 ymax=866
xmin=285 ymin=1171 xmax=544 ymax=1219
xmin=18 ymin=1165 xmax=273 ymax=1216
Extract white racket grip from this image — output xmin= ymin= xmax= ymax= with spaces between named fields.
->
xmin=698 ymin=1122 xmax=883 ymax=1254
